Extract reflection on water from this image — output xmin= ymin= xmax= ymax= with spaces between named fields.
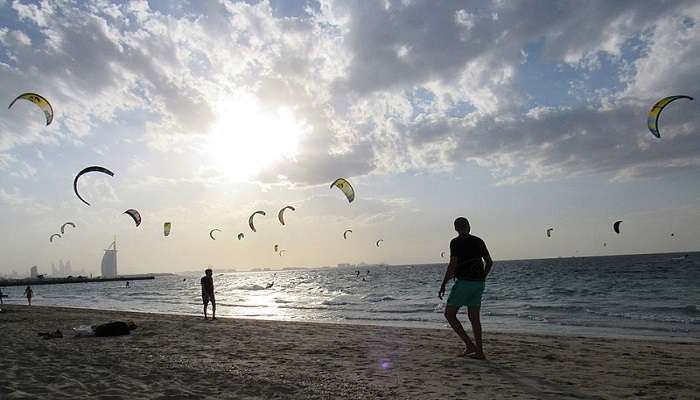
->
xmin=3 ymin=252 xmax=699 ymax=340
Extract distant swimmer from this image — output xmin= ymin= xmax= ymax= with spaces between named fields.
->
xmin=24 ymin=285 xmax=33 ymax=306
xmin=356 ymin=270 xmax=360 ymax=277
xmin=125 ymin=281 xmax=130 ymax=288
xmin=362 ymin=277 xmax=366 ymax=282
xmin=0 ymin=287 xmax=4 ymax=306
xmin=438 ymin=217 xmax=493 ymax=360
xmin=200 ymin=268 xmax=216 ymax=320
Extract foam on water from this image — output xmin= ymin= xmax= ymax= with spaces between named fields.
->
xmin=2 ymin=252 xmax=699 ymax=340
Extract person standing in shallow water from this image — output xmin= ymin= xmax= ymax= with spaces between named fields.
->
xmin=201 ymin=269 xmax=216 ymax=320
xmin=24 ymin=285 xmax=33 ymax=306
xmin=438 ymin=217 xmax=493 ymax=360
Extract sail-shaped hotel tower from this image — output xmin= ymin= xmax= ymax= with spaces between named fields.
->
xmin=101 ymin=239 xmax=117 ymax=278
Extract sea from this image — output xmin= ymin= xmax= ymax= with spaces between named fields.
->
xmin=2 ymin=252 xmax=699 ymax=341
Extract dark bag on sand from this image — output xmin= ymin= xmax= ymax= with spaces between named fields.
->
xmin=93 ymin=321 xmax=135 ymax=337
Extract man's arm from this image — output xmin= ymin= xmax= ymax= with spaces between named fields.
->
xmin=483 ymin=248 xmax=494 ymax=277
xmin=438 ymin=256 xmax=457 ymax=299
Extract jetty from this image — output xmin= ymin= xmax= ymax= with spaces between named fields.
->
xmin=0 ymin=275 xmax=154 ymax=287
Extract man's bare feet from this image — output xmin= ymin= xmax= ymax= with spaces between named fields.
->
xmin=457 ymin=346 xmax=477 ymax=357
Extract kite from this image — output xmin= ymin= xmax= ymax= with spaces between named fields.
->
xmin=613 ymin=220 xmax=623 ymax=235
xmin=237 ymin=233 xmax=244 ymax=240
xmin=164 ymin=222 xmax=171 ymax=237
xmin=249 ymin=211 xmax=266 ymax=232
xmin=647 ymin=96 xmax=693 ymax=138
xmin=376 ymin=239 xmax=384 ymax=247
xmin=60 ymin=222 xmax=76 ymax=234
xmin=49 ymin=233 xmax=61 ymax=243
xmin=546 ymin=228 xmax=554 ymax=238
xmin=343 ymin=229 xmax=352 ymax=240
xmin=124 ymin=209 xmax=142 ymax=227
xmin=330 ymin=178 xmax=355 ymax=203
xmin=209 ymin=229 xmax=221 ymax=240
xmin=73 ymin=166 xmax=114 ymax=206
xmin=278 ymin=206 xmax=296 ymax=226
xmin=8 ymin=92 xmax=54 ymax=125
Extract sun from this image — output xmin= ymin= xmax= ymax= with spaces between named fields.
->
xmin=203 ymin=95 xmax=303 ymax=181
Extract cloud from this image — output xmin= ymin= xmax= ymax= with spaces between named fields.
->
xmin=0 ymin=187 xmax=52 ymax=214
xmin=0 ymin=0 xmax=698 ymax=188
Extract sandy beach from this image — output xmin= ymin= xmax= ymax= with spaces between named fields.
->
xmin=1 ymin=305 xmax=698 ymax=399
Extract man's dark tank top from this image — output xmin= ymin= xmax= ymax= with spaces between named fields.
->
xmin=450 ymin=234 xmax=488 ymax=281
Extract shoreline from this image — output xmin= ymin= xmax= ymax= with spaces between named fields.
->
xmin=2 ymin=304 xmax=700 ymax=399
xmin=3 ymin=301 xmax=697 ymax=344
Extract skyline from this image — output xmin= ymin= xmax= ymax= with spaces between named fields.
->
xmin=1 ymin=0 xmax=699 ymax=275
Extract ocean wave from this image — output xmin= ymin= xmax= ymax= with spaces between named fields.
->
xmin=232 ymin=284 xmax=268 ymax=291
xmin=366 ymin=307 xmax=437 ymax=314
xmin=585 ymin=309 xmax=700 ymax=324
xmin=524 ymin=304 xmax=587 ymax=313
xmin=363 ymin=295 xmax=397 ymax=303
xmin=321 ymin=300 xmax=357 ymax=306
xmin=343 ymin=316 xmax=435 ymax=323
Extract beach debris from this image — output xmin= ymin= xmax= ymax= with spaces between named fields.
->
xmin=73 ymin=166 xmax=114 ymax=206
xmin=123 ymin=209 xmax=142 ymax=227
xmin=209 ymin=228 xmax=221 ymax=240
xmin=277 ymin=205 xmax=295 ymax=225
xmin=8 ymin=92 xmax=53 ymax=125
xmin=647 ymin=95 xmax=693 ymax=138
xmin=73 ymin=325 xmax=94 ymax=337
xmin=249 ymin=210 xmax=266 ymax=232
xmin=38 ymin=329 xmax=63 ymax=339
xmin=49 ymin=233 xmax=61 ymax=243
xmin=546 ymin=227 xmax=554 ymax=238
xmin=613 ymin=220 xmax=623 ymax=234
xmin=376 ymin=239 xmax=384 ymax=247
xmin=164 ymin=222 xmax=171 ymax=236
xmin=237 ymin=232 xmax=244 ymax=240
xmin=343 ymin=229 xmax=352 ymax=239
xmin=330 ymin=178 xmax=355 ymax=203
xmin=60 ymin=222 xmax=76 ymax=234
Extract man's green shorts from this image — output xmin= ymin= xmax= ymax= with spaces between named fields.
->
xmin=447 ymin=280 xmax=485 ymax=307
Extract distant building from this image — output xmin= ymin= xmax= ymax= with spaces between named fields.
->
xmin=30 ymin=265 xmax=38 ymax=278
xmin=101 ymin=239 xmax=118 ymax=278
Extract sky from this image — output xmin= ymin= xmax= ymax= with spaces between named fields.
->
xmin=0 ymin=0 xmax=699 ymax=276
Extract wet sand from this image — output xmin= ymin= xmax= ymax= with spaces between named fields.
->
xmin=1 ymin=305 xmax=698 ymax=399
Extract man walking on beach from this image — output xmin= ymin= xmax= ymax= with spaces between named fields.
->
xmin=439 ymin=217 xmax=493 ymax=359
xmin=201 ymin=269 xmax=216 ymax=320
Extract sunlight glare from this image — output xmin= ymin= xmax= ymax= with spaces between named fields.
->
xmin=204 ymin=95 xmax=303 ymax=181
